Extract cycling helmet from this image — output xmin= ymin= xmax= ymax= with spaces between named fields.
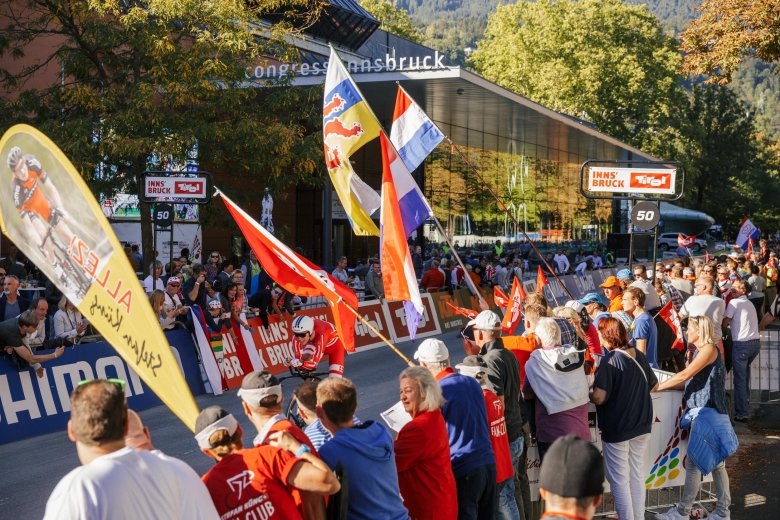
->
xmin=291 ymin=315 xmax=314 ymax=334
xmin=7 ymin=146 xmax=22 ymax=171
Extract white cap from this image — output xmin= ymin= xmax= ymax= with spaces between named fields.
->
xmin=413 ymin=338 xmax=449 ymax=363
xmin=683 ymin=267 xmax=693 ymax=275
xmin=564 ymin=300 xmax=585 ymax=314
xmin=208 ymin=300 xmax=222 ymax=310
xmin=467 ymin=310 xmax=502 ymax=331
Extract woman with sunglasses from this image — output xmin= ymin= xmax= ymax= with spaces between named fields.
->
xmin=149 ymin=290 xmax=187 ymax=330
xmin=205 ymin=251 xmax=222 ymax=282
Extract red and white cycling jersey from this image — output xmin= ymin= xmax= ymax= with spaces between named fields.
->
xmin=293 ymin=318 xmax=345 ymax=377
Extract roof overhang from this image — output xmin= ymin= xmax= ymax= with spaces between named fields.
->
xmin=290 ymin=66 xmax=659 ymax=162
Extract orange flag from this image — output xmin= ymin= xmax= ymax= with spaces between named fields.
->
xmin=501 ymin=277 xmax=526 ymax=335
xmin=536 ymin=265 xmax=548 ymax=294
xmin=493 ymin=286 xmax=510 ymax=309
xmin=219 ymin=191 xmax=358 ymax=351
xmin=445 ymin=301 xmax=478 ymax=319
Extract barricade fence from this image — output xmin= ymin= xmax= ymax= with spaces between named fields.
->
xmin=724 ymin=328 xmax=780 ymax=407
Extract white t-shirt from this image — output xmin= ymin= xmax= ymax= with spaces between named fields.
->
xmin=680 ymin=294 xmax=726 ymax=341
xmin=44 ymin=447 xmax=218 ymax=520
xmin=725 ymin=296 xmax=760 ymax=342
xmin=143 ymin=275 xmax=165 ymax=294
xmin=630 ymin=278 xmax=662 ymax=310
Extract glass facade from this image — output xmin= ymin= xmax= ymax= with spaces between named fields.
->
xmin=423 ymin=122 xmax=614 ymax=248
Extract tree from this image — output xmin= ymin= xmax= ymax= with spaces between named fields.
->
xmin=641 ymin=84 xmax=779 ymax=234
xmin=0 ymin=0 xmax=324 ymax=272
xmin=359 ymin=0 xmax=423 ymax=43
xmin=468 ymin=0 xmax=681 ymax=146
xmin=680 ymin=0 xmax=780 ymax=84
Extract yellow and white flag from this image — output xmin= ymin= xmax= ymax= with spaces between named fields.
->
xmin=0 ymin=124 xmax=200 ymax=430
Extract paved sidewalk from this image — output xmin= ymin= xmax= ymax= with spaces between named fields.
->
xmin=726 ymin=404 xmax=780 ymax=520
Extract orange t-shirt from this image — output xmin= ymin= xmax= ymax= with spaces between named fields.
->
xmin=503 ymin=334 xmax=537 ymax=386
xmin=608 ymin=293 xmax=623 ymax=312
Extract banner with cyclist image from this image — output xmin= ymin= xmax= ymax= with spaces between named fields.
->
xmin=0 ymin=125 xmax=200 ymax=431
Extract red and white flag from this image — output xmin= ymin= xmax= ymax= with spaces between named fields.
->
xmin=747 ymin=237 xmax=754 ymax=254
xmin=219 ymin=191 xmax=358 ymax=351
xmin=659 ymin=301 xmax=685 ymax=352
xmin=445 ymin=301 xmax=478 ymax=319
xmin=502 ymin=277 xmax=526 ymax=335
xmin=536 ymin=265 xmax=548 ymax=294
xmin=677 ymin=234 xmax=696 ymax=248
xmin=705 ymin=250 xmax=710 ymax=263
xmin=493 ymin=286 xmax=510 ymax=309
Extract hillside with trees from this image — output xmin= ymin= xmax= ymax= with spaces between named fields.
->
xmin=378 ymin=0 xmax=779 ymax=140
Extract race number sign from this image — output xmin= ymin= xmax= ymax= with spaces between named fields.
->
xmin=587 ymin=167 xmax=676 ymax=195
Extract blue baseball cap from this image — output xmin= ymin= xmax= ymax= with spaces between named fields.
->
xmin=616 ymin=269 xmax=632 ymax=280
xmin=578 ymin=292 xmax=607 ymax=307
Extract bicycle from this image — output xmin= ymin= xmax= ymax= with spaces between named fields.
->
xmin=37 ymin=210 xmax=91 ymax=300
xmin=276 ymin=366 xmax=329 ymax=429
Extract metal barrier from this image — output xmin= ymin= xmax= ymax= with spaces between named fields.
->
xmin=724 ymin=328 xmax=780 ymax=405
xmin=590 ymin=481 xmax=716 ymax=519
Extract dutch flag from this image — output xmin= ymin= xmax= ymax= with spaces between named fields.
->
xmin=389 ymin=86 xmax=444 ymax=237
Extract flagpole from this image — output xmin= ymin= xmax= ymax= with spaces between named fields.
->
xmin=433 ymin=219 xmax=489 ymax=310
xmin=343 ymin=302 xmax=415 ymax=366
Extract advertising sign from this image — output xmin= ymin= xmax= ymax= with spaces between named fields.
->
xmin=385 ymin=295 xmax=441 ymax=343
xmin=587 ymin=167 xmax=677 ymax=195
xmin=0 ymin=330 xmax=205 ymax=444
xmin=143 ymin=176 xmax=208 ymax=200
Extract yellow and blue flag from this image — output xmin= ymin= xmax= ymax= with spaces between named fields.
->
xmin=323 ymin=47 xmax=381 ymax=236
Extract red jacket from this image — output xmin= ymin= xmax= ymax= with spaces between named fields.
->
xmin=395 ymin=409 xmax=457 ymax=520
xmin=420 ymin=267 xmax=445 ymax=291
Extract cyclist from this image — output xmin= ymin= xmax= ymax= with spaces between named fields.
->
xmin=287 ymin=315 xmax=346 ymax=378
xmin=7 ymin=147 xmax=77 ymax=264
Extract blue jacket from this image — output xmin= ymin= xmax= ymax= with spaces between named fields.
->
xmin=682 ymin=407 xmax=738 ymax=475
xmin=318 ymin=421 xmax=409 ymax=520
xmin=438 ymin=369 xmax=495 ymax=478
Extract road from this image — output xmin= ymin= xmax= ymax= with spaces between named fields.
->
xmin=0 ymin=330 xmax=468 ymax=519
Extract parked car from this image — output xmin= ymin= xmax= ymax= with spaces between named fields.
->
xmin=657 ymin=232 xmax=707 ymax=252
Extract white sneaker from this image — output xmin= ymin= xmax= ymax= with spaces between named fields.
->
xmin=706 ymin=512 xmax=730 ymax=520
xmin=655 ymin=507 xmax=688 ymax=520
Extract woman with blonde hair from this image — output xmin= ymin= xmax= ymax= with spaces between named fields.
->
xmin=655 ymin=315 xmax=733 ymax=520
xmin=394 ymin=366 xmax=457 ymax=520
xmin=148 ymin=290 xmax=182 ymax=329
xmin=53 ymin=295 xmax=88 ymax=339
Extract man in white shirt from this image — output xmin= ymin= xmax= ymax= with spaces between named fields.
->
xmin=142 ymin=260 xmax=165 ymax=294
xmin=723 ymin=279 xmax=761 ymax=422
xmin=553 ymin=250 xmax=570 ymax=274
xmin=679 ymin=276 xmax=726 ymax=359
xmin=44 ymin=379 xmax=218 ymax=520
xmin=630 ymin=264 xmax=662 ymax=312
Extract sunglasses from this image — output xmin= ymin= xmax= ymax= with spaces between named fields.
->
xmin=294 ymin=332 xmax=309 ymax=338
xmin=77 ymin=378 xmax=126 ymax=391
xmin=210 ymin=255 xmax=219 ymax=259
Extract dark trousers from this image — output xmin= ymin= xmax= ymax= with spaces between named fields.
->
xmin=455 ymin=463 xmax=497 ymax=520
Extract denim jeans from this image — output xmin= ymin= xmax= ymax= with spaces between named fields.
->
xmin=496 ymin=436 xmax=523 ymax=520
xmin=676 ymin=457 xmax=731 ymax=517
xmin=732 ymin=339 xmax=761 ymax=417
xmin=602 ymin=433 xmax=651 ymax=520
xmin=455 ymin=463 xmax=497 ymax=520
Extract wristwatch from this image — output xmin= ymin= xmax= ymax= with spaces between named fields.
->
xmin=295 ymin=444 xmax=311 ymax=457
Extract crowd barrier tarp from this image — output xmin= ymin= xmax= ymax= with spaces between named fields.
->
xmin=526 ymin=374 xmax=707 ymax=499
xmin=0 ymin=330 xmax=205 ymax=444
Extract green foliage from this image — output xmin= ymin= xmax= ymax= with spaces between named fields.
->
xmin=641 ymin=85 xmax=780 ymax=234
xmin=469 ymin=0 xmax=681 ymax=146
xmin=359 ymin=0 xmax=423 ymax=43
xmin=0 ymin=0 xmax=324 ymax=198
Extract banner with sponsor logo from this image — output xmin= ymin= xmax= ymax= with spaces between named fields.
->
xmin=526 ymin=382 xmax=703 ymax=499
xmin=0 ymin=125 xmax=200 ymax=431
xmin=0 ymin=330 xmax=204 ymax=444
xmin=587 ymin=167 xmax=677 ymax=195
